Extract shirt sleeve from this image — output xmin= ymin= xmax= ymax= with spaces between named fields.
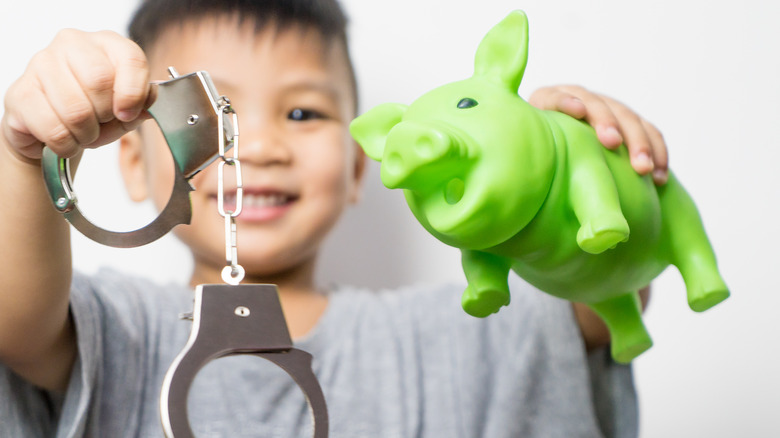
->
xmin=506 ymin=276 xmax=639 ymax=438
xmin=321 ymin=277 xmax=640 ymax=438
xmin=0 ymin=365 xmax=61 ymax=437
xmin=64 ymin=270 xmax=190 ymax=438
xmin=0 ymin=270 xmax=190 ymax=438
xmin=0 ymin=271 xmax=107 ymax=438
xmin=587 ymin=347 xmax=638 ymax=438
xmin=452 ymin=275 xmax=639 ymax=438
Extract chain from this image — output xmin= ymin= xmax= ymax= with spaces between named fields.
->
xmin=216 ymin=96 xmax=245 ymax=285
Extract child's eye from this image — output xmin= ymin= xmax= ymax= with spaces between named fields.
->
xmin=288 ymin=108 xmax=323 ymax=121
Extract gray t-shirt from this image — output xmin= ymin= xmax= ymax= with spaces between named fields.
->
xmin=0 ymin=269 xmax=637 ymax=437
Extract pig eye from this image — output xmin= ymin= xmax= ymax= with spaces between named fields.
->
xmin=457 ymin=97 xmax=478 ymax=109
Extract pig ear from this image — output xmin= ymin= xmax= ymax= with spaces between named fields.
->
xmin=349 ymin=103 xmax=408 ymax=162
xmin=473 ymin=10 xmax=529 ymax=93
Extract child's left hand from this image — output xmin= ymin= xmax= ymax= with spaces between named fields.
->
xmin=529 ymin=85 xmax=668 ymax=185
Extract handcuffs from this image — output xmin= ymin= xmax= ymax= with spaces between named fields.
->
xmin=161 ymin=284 xmax=328 ymax=438
xmin=41 ymin=68 xmax=328 ymax=438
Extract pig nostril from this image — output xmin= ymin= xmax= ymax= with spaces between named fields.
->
xmin=415 ymin=135 xmax=438 ymax=160
xmin=445 ymin=178 xmax=465 ymax=205
xmin=385 ymin=152 xmax=404 ymax=178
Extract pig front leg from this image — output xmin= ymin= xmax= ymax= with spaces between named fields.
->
xmin=567 ymin=145 xmax=630 ymax=254
xmin=461 ymin=249 xmax=512 ymax=317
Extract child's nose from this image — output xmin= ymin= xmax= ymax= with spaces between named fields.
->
xmin=238 ymin=125 xmax=293 ymax=167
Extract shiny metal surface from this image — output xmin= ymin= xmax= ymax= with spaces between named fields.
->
xmin=160 ymin=284 xmax=329 ymax=438
xmin=215 ymin=98 xmax=244 ymax=284
xmin=40 ymin=69 xmax=330 ymax=437
xmin=40 ymin=69 xmax=234 ymax=248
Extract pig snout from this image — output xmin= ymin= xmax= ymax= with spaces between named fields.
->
xmin=381 ymin=122 xmax=465 ymax=190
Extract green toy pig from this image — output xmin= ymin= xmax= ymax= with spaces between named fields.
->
xmin=349 ymin=10 xmax=729 ymax=363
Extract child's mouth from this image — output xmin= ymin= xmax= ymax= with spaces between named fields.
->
xmin=218 ymin=191 xmax=297 ymax=221
xmin=241 ymin=193 xmax=292 ymax=208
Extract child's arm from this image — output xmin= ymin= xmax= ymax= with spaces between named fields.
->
xmin=0 ymin=29 xmax=151 ymax=392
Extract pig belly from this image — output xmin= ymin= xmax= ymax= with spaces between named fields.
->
xmin=511 ymin=243 xmax=669 ymax=303
xmin=506 ymin=148 xmax=670 ymax=303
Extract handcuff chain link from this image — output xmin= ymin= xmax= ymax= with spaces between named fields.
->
xmin=216 ymin=97 xmax=245 ymax=285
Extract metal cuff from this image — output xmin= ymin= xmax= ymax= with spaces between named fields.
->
xmin=160 ymin=284 xmax=329 ymax=438
xmin=41 ymin=69 xmax=232 ymax=248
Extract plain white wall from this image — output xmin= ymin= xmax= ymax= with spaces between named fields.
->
xmin=1 ymin=1 xmax=778 ymax=437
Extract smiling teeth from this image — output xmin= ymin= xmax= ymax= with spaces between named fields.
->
xmin=240 ymin=193 xmax=289 ymax=208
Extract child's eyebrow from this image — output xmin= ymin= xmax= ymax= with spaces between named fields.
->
xmin=207 ymin=77 xmax=341 ymax=102
xmin=281 ymin=80 xmax=341 ymax=100
xmin=210 ymin=77 xmax=240 ymax=96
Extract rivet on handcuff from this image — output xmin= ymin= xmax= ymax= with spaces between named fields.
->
xmin=41 ymin=68 xmax=328 ymax=438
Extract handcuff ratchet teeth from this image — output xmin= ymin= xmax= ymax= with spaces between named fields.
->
xmin=41 ymin=67 xmax=233 ymax=248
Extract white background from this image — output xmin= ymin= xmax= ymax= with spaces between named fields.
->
xmin=1 ymin=1 xmax=778 ymax=436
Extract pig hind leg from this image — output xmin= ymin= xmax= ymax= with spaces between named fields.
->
xmin=658 ymin=173 xmax=730 ymax=312
xmin=588 ymin=292 xmax=653 ymax=363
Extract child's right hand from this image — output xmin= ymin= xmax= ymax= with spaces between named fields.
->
xmin=2 ymin=29 xmax=152 ymax=161
xmin=0 ymin=29 xmax=155 ymax=392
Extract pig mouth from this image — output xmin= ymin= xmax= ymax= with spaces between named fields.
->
xmin=444 ymin=178 xmax=465 ymax=205
xmin=418 ymin=177 xmax=483 ymax=239
xmin=412 ymin=176 xmax=518 ymax=250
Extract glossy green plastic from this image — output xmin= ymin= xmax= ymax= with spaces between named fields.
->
xmin=349 ymin=10 xmax=729 ymax=363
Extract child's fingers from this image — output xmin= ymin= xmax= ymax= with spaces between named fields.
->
xmin=31 ymin=52 xmax=101 ymax=148
xmin=600 ymin=95 xmax=669 ymax=184
xmin=13 ymin=84 xmax=80 ymax=158
xmin=97 ymin=31 xmax=150 ymax=122
xmin=560 ymin=85 xmax=625 ymax=149
xmin=2 ymin=77 xmax=44 ymax=159
xmin=532 ymin=85 xmax=625 ymax=149
xmin=1 ymin=111 xmax=44 ymax=160
xmin=49 ymin=29 xmax=116 ymax=126
xmin=4 ymin=29 xmax=154 ymax=160
xmin=642 ymin=119 xmax=669 ymax=185
xmin=530 ymin=85 xmax=671 ymax=185
xmin=84 ymin=116 xmax=148 ymax=149
xmin=611 ymin=104 xmax=654 ymax=175
xmin=528 ymin=86 xmax=587 ymax=119
xmin=65 ymin=44 xmax=118 ymax=125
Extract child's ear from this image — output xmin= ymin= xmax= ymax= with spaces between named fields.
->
xmin=349 ymin=142 xmax=368 ymax=204
xmin=119 ymin=129 xmax=149 ymax=202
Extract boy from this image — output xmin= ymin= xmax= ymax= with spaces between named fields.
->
xmin=0 ymin=0 xmax=668 ymax=436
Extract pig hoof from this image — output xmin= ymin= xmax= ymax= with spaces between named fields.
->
xmin=688 ymin=286 xmax=730 ymax=312
xmin=612 ymin=338 xmax=654 ymax=364
xmin=461 ymin=285 xmax=510 ymax=318
xmin=577 ymin=215 xmax=630 ymax=254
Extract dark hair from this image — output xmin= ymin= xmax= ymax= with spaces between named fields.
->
xmin=128 ymin=0 xmax=357 ymax=109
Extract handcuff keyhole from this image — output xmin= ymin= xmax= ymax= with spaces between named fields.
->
xmin=188 ymin=114 xmax=199 ymax=125
xmin=234 ymin=306 xmax=250 ymax=317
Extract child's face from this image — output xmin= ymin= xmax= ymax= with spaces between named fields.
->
xmin=120 ymin=16 xmax=364 ymax=284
